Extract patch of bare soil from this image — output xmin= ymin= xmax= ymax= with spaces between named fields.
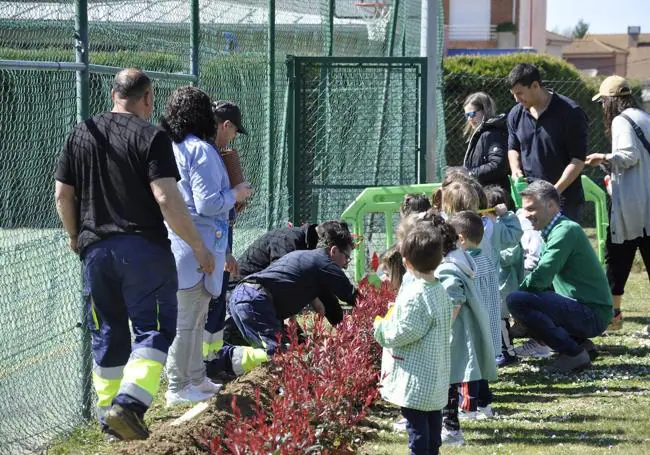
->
xmin=113 ymin=366 xmax=275 ymax=455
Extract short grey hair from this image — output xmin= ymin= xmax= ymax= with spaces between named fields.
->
xmin=520 ymin=180 xmax=560 ymax=206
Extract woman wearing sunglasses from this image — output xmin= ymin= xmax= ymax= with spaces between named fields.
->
xmin=462 ymin=92 xmax=511 ymax=201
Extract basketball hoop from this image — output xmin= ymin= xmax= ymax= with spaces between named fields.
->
xmin=354 ymin=2 xmax=391 ymax=42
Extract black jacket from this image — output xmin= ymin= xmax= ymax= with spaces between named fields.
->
xmin=246 ymin=249 xmax=356 ymax=323
xmin=463 ymin=113 xmax=511 ymax=195
xmin=236 ymin=224 xmax=348 ymax=326
xmin=237 ymin=224 xmax=319 ymax=278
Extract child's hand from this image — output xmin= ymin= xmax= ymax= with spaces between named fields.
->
xmin=495 ymin=203 xmax=508 ymax=217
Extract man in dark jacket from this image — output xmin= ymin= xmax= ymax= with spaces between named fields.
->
xmin=213 ymin=221 xmax=347 ymax=364
xmin=211 ymin=221 xmax=357 ymax=376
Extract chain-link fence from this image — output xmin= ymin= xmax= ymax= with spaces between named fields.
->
xmin=287 ymin=57 xmax=426 ymax=225
xmin=443 ymin=74 xmax=611 ymax=227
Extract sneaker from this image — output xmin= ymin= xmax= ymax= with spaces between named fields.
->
xmin=579 ymin=339 xmax=598 ymax=361
xmin=458 ymin=410 xmax=478 ymax=420
xmin=607 ymin=310 xmax=623 ymax=331
xmin=477 ymin=405 xmax=494 ymax=420
xmin=392 ymin=417 xmax=407 ymax=432
xmin=165 ymin=385 xmax=213 ymax=407
xmin=194 ymin=377 xmax=222 ymax=394
xmin=515 ymin=339 xmax=553 ymax=358
xmin=441 ymin=427 xmax=465 ymax=445
xmin=544 ymin=349 xmax=591 ymax=374
xmin=103 ymin=404 xmax=149 ymax=441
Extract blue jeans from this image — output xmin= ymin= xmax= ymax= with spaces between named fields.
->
xmin=401 ymin=408 xmax=442 ymax=455
xmin=227 ymin=283 xmax=282 ymax=355
xmin=507 ymin=291 xmax=607 ymax=355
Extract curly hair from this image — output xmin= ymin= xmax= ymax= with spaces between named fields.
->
xmin=602 ymin=94 xmax=639 ymax=137
xmin=316 ymin=220 xmax=354 ymax=252
xmin=161 ymin=86 xmax=216 ymax=143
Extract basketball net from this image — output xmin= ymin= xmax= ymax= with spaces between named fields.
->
xmin=355 ymin=2 xmax=391 ymax=42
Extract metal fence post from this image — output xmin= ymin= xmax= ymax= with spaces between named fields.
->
xmin=190 ymin=0 xmax=200 ymax=84
xmin=266 ymin=0 xmax=275 ymax=229
xmin=74 ymin=0 xmax=92 ymax=421
xmin=286 ymin=56 xmax=301 ymax=226
xmin=75 ymin=0 xmax=89 ymax=123
xmin=420 ymin=0 xmax=438 ymax=182
xmin=418 ymin=62 xmax=427 ymax=183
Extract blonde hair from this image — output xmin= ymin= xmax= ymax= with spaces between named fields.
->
xmin=441 ymin=181 xmax=479 ymax=215
xmin=463 ymin=92 xmax=498 ymax=138
xmin=432 ymin=167 xmax=470 ymax=210
xmin=380 ymin=246 xmax=406 ymax=293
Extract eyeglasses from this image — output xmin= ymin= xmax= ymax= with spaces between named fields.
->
xmin=341 ymin=250 xmax=351 ymax=263
xmin=464 ymin=110 xmax=481 ymax=119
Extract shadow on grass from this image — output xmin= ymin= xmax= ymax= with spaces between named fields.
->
xmin=595 ymin=343 xmax=650 ymax=358
xmin=612 ymin=316 xmax=649 ymax=325
xmin=465 ymin=425 xmax=627 ymax=447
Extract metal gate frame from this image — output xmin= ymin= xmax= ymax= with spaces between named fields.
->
xmin=286 ymin=56 xmax=428 ymax=225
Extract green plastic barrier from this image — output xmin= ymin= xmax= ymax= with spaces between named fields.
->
xmin=341 ymin=183 xmax=441 ymax=282
xmin=341 ymin=176 xmax=608 ymax=283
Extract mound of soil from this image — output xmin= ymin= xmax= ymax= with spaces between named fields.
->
xmin=114 ymin=366 xmax=275 ymax=455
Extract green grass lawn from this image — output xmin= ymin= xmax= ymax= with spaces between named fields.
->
xmin=49 ymin=271 xmax=650 ymax=455
xmin=359 ymin=271 xmax=650 ymax=455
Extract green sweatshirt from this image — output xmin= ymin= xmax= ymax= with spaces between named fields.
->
xmin=520 ymin=216 xmax=613 ymax=325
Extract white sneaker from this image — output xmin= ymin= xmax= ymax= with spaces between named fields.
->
xmin=392 ymin=417 xmax=407 ymax=432
xmin=165 ymin=385 xmax=213 ymax=407
xmin=458 ymin=410 xmax=478 ymax=420
xmin=515 ymin=339 xmax=553 ymax=358
xmin=477 ymin=405 xmax=494 ymax=419
xmin=194 ymin=377 xmax=222 ymax=395
xmin=441 ymin=427 xmax=464 ymax=445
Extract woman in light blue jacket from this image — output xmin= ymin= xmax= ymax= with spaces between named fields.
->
xmin=161 ymin=87 xmax=252 ymax=406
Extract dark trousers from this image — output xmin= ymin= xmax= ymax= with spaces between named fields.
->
xmin=560 ymin=195 xmax=583 ymax=224
xmin=443 ymin=384 xmax=460 ymax=431
xmin=401 ymin=407 xmax=442 ymax=455
xmin=606 ymin=229 xmax=650 ymax=296
xmin=507 ymin=291 xmax=607 ymax=355
xmin=203 ymin=270 xmax=230 ymax=361
xmin=82 ymin=236 xmax=178 ymax=419
xmin=227 ymin=283 xmax=283 ymax=355
xmin=459 ymin=380 xmax=492 ymax=411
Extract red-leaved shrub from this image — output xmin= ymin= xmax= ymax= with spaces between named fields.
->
xmin=210 ymin=279 xmax=394 ymax=454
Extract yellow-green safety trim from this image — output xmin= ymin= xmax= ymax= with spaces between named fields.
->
xmin=122 ymin=358 xmax=164 ymax=399
xmin=92 ymin=372 xmax=120 ymax=407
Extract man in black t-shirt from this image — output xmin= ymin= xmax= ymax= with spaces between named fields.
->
xmin=54 ymin=68 xmax=214 ymax=441
xmin=506 ymin=63 xmax=588 ymax=222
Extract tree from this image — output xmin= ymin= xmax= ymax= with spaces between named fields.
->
xmin=572 ymin=19 xmax=589 ymax=39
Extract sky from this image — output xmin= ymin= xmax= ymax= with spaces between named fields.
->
xmin=546 ymin=0 xmax=650 ymax=35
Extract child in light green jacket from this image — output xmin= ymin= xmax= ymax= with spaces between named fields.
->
xmin=374 ymin=226 xmax=452 ymax=455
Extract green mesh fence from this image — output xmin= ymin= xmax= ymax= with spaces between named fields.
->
xmin=287 ymin=57 xmax=426 ymax=225
xmin=0 ymin=68 xmax=88 ymax=455
xmin=0 ymin=0 xmax=447 ymax=452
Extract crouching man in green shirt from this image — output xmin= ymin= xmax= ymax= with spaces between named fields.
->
xmin=507 ymin=180 xmax=613 ymax=373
